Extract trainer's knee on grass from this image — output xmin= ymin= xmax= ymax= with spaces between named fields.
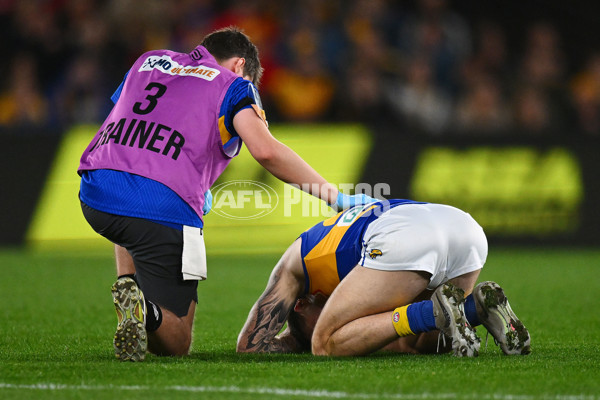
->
xmin=148 ymin=305 xmax=195 ymax=356
xmin=148 ymin=327 xmax=192 ymax=356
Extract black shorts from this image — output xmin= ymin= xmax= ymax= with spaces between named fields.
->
xmin=81 ymin=201 xmax=198 ymax=317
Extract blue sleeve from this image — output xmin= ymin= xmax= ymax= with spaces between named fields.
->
xmin=111 ymin=70 xmax=130 ymax=104
xmin=219 ymin=78 xmax=265 ymax=138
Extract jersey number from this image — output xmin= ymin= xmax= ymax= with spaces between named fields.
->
xmin=133 ymin=82 xmax=167 ymax=115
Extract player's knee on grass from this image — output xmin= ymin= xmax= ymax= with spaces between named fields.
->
xmin=309 ymin=316 xmax=332 ymax=356
xmin=311 ymin=333 xmax=330 ymax=356
xmin=311 ymin=327 xmax=340 ymax=356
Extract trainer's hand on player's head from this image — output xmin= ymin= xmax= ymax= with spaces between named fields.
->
xmin=330 ymin=192 xmax=377 ymax=212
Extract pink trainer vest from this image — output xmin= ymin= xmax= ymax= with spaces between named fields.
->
xmin=78 ymin=46 xmax=240 ymax=219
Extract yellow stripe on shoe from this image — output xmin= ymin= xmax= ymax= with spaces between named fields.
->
xmin=111 ymin=277 xmax=148 ymax=362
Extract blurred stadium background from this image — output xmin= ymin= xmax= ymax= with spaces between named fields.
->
xmin=1 ymin=0 xmax=600 ymax=250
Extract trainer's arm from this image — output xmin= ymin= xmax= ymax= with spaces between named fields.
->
xmin=237 ymin=242 xmax=305 ymax=353
xmin=234 ymin=108 xmax=338 ymax=205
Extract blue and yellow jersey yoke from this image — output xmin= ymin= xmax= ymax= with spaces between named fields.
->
xmin=299 ymin=199 xmax=424 ymax=296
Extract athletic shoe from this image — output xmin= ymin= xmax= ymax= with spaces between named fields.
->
xmin=111 ymin=277 xmax=148 ymax=361
xmin=473 ymin=281 xmax=531 ymax=355
xmin=432 ymin=282 xmax=480 ymax=357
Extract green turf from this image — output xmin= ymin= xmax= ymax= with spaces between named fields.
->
xmin=0 ymin=246 xmax=599 ymax=400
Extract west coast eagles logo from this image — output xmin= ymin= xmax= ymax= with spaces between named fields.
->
xmin=368 ymin=249 xmax=383 ymax=259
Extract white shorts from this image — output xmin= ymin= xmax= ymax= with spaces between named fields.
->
xmin=360 ymin=203 xmax=487 ymax=290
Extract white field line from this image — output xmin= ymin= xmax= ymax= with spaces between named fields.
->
xmin=0 ymin=383 xmax=597 ymax=400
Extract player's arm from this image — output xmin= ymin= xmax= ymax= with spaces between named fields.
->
xmin=237 ymin=240 xmax=305 ymax=353
xmin=233 ymin=108 xmax=339 ymax=205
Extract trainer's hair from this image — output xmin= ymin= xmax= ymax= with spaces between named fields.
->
xmin=201 ymin=26 xmax=263 ymax=87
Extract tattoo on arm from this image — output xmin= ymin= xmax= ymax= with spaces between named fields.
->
xmin=242 ymin=268 xmax=300 ymax=353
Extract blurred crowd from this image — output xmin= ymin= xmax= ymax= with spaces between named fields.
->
xmin=1 ymin=0 xmax=599 ymax=137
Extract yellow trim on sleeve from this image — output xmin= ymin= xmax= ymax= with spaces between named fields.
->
xmin=218 ymin=115 xmax=232 ymax=146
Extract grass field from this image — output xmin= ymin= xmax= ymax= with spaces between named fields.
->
xmin=0 ymin=245 xmax=599 ymax=400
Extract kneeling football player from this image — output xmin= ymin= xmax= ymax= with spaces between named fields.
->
xmin=237 ymin=199 xmax=531 ymax=356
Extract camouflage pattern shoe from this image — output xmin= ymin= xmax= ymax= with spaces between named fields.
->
xmin=432 ymin=282 xmax=480 ymax=357
xmin=473 ymin=281 xmax=531 ymax=355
